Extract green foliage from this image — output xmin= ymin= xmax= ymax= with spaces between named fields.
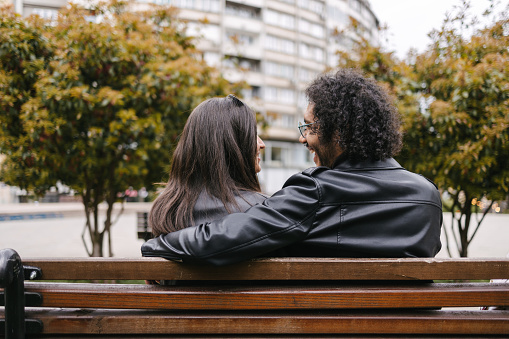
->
xmin=411 ymin=6 xmax=509 ymax=202
xmin=0 ymin=8 xmax=54 ymax=192
xmin=337 ymin=1 xmax=508 ymax=257
xmin=407 ymin=2 xmax=508 ymax=257
xmin=0 ymin=0 xmax=236 ymax=256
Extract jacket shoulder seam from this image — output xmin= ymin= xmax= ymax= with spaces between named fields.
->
xmin=302 ymin=166 xmax=327 ymax=176
xmin=300 ymin=168 xmax=323 ymax=203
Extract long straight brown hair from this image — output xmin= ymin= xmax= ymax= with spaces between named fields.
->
xmin=149 ymin=95 xmax=261 ymax=236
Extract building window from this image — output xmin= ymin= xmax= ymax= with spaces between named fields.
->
xmin=297 ymin=0 xmax=324 ymax=15
xmin=264 ymin=87 xmax=295 ymax=104
xmin=298 ymin=91 xmax=308 ymax=109
xmin=186 ymin=22 xmax=220 ymax=43
xmin=271 ymin=147 xmax=283 ymax=164
xmin=226 ymin=31 xmax=257 ymax=46
xmin=224 ymin=56 xmax=261 ymax=72
xmin=349 ymin=0 xmax=361 ymax=12
xmin=265 ymin=35 xmax=295 ymax=54
xmin=298 ymin=68 xmax=317 ymax=82
xmin=299 ymin=43 xmax=324 ymax=61
xmin=152 ymin=0 xmax=171 ymax=4
xmin=31 ymin=7 xmax=59 ymax=20
xmin=265 ymin=61 xmax=294 ymax=79
xmin=265 ymin=9 xmax=295 ymax=30
xmin=309 ymin=0 xmax=324 ymax=14
xmin=242 ymin=86 xmax=261 ymax=99
xmin=332 ymin=31 xmax=354 ymax=49
xmin=169 ymin=0 xmax=220 ymax=12
xmin=328 ymin=5 xmax=348 ymax=27
xmin=267 ymin=112 xmax=296 ymax=129
xmin=262 ymin=141 xmax=314 ymax=168
xmin=264 ymin=87 xmax=278 ymax=102
xmin=298 ymin=19 xmax=324 ymax=38
xmin=225 ymin=2 xmax=260 ymax=19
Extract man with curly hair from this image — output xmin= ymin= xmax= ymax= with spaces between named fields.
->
xmin=301 ymin=69 xmax=402 ymax=166
xmin=142 ymin=69 xmax=443 ymax=265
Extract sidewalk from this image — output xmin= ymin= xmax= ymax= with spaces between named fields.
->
xmin=0 ymin=202 xmax=152 ymax=258
xmin=0 ymin=202 xmax=152 ymax=221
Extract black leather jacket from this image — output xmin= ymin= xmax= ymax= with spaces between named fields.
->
xmin=142 ymin=156 xmax=443 ymax=265
xmin=191 ymin=189 xmax=268 ymax=226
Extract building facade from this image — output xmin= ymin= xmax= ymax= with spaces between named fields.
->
xmin=10 ymin=0 xmax=379 ymax=194
xmin=162 ymin=0 xmax=379 ymax=193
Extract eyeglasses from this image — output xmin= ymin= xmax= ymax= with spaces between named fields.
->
xmin=298 ymin=121 xmax=317 ymax=138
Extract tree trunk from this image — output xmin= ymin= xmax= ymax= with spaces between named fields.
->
xmin=104 ymin=190 xmax=117 ymax=257
xmin=90 ymin=214 xmax=104 ymax=257
xmin=458 ymin=211 xmax=470 ymax=258
xmin=457 ymin=192 xmax=472 ymax=258
xmin=81 ymin=182 xmax=106 ymax=257
xmin=91 ymin=236 xmax=103 ymax=257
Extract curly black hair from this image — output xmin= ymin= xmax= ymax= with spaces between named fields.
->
xmin=305 ymin=69 xmax=402 ymax=161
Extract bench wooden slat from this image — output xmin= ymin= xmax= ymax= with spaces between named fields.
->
xmin=10 ymin=309 xmax=509 ymax=335
xmin=24 ymin=282 xmax=509 ymax=310
xmin=22 ymin=257 xmax=509 ymax=281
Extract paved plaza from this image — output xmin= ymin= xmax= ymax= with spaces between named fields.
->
xmin=0 ymin=202 xmax=149 ymax=258
xmin=0 ymin=202 xmax=508 ymax=258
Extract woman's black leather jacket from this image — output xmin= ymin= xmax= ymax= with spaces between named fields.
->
xmin=142 ymin=157 xmax=443 ymax=265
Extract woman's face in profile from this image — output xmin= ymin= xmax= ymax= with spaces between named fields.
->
xmin=255 ymin=136 xmax=265 ymax=173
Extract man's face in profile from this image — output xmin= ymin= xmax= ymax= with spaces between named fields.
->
xmin=299 ymin=104 xmax=342 ymax=168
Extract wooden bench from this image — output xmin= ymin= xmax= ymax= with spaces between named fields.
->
xmin=1 ymin=248 xmax=508 ymax=338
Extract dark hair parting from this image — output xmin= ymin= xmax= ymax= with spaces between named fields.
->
xmin=227 ymin=94 xmax=244 ymax=107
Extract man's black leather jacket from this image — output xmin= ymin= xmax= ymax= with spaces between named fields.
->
xmin=142 ymin=157 xmax=443 ymax=265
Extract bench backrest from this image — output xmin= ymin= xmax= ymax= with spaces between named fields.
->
xmin=20 ymin=257 xmax=509 ymax=281
xmin=2 ymin=251 xmax=509 ymax=338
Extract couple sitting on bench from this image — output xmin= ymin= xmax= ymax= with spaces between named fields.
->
xmin=142 ymin=68 xmax=443 ymax=265
xmin=2 ymin=70 xmax=507 ymax=339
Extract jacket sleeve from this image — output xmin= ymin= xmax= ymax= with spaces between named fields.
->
xmin=141 ymin=172 xmax=320 ymax=265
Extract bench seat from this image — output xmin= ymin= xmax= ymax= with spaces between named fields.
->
xmin=8 ymin=308 xmax=508 ymax=336
xmin=20 ymin=281 xmax=509 ymax=310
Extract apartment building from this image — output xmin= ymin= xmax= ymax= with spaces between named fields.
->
xmin=10 ymin=0 xmax=380 ymax=194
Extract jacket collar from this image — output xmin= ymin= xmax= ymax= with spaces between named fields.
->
xmin=332 ymin=153 xmax=403 ymax=171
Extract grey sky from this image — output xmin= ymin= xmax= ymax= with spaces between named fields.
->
xmin=369 ymin=0 xmax=498 ymax=59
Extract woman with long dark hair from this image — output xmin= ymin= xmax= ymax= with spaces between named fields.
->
xmin=149 ymin=95 xmax=267 ymax=236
